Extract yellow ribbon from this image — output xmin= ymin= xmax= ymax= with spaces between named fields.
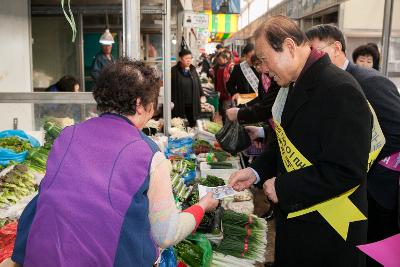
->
xmin=274 ymin=101 xmax=385 ymax=240
xmin=287 ymin=186 xmax=366 ymax=240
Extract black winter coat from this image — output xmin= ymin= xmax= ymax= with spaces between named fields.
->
xmin=251 ymin=55 xmax=372 ymax=267
xmin=237 ymin=78 xmax=280 ymax=124
xmin=346 ymin=62 xmax=400 ymax=210
xmin=171 ymin=64 xmax=204 ymax=120
xmin=226 ymin=64 xmax=258 ymax=95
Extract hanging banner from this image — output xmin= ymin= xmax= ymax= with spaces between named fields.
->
xmin=212 ymin=0 xmax=240 ymax=14
xmin=183 ymin=12 xmax=209 ymax=29
xmin=209 ymin=14 xmax=238 ymax=33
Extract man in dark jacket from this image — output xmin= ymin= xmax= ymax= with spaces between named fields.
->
xmin=306 ymin=24 xmax=400 ymax=267
xmin=226 ymin=43 xmax=258 ymax=102
xmin=229 ymin=16 xmax=372 ymax=267
xmin=90 ymin=29 xmax=115 ymax=83
xmin=171 ymin=49 xmax=204 ymax=126
xmin=226 ymin=55 xmax=280 ymax=124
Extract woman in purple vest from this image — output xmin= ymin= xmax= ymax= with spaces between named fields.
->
xmin=9 ymin=58 xmax=218 ymax=267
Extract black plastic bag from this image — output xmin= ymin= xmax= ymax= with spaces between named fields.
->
xmin=215 ymin=120 xmax=251 ymax=154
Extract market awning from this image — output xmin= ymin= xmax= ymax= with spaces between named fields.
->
xmin=210 ymin=32 xmax=233 ymax=42
xmin=204 ymin=11 xmax=238 ymax=43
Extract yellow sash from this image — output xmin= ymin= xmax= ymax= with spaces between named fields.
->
xmin=272 ymin=88 xmax=385 ymax=240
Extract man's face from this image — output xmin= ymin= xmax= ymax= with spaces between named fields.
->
xmin=102 ymin=45 xmax=112 ymax=55
xmin=180 ymin=54 xmax=192 ymax=68
xmin=356 ymin=55 xmax=373 ymax=69
xmin=255 ymin=37 xmax=295 ymax=87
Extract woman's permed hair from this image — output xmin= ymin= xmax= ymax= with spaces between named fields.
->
xmin=93 ymin=57 xmax=160 ymax=115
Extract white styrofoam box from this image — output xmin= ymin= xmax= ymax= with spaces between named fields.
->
xmin=200 ymin=160 xmax=240 ymax=182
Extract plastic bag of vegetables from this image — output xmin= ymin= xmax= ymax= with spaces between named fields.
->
xmin=186 ymin=233 xmax=213 ymax=267
xmin=0 ymin=130 xmax=40 ymax=166
xmin=175 ymin=233 xmax=213 ymax=267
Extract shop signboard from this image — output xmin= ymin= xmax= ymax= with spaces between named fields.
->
xmin=183 ymin=12 xmax=209 ymax=29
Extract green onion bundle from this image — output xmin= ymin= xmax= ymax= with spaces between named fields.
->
xmin=214 ymin=210 xmax=268 ymax=262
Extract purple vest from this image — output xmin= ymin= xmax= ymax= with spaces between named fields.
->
xmin=20 ymin=114 xmax=158 ymax=266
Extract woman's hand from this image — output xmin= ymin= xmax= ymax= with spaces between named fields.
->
xmin=198 ymin=192 xmax=219 ymax=212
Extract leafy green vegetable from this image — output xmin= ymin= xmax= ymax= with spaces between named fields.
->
xmin=208 ymin=162 xmax=233 ymax=169
xmin=175 ymin=239 xmax=203 ymax=267
xmin=43 ymin=120 xmax=63 ymax=149
xmin=213 ymin=210 xmax=268 ymax=261
xmin=0 ymin=164 xmax=37 ymax=208
xmin=26 ymin=147 xmax=49 ymax=173
xmin=199 ymin=175 xmax=225 ymax=187
xmin=203 ymin=121 xmax=222 ymax=134
xmin=0 ymin=137 xmax=32 ymax=153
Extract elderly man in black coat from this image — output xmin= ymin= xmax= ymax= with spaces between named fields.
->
xmin=229 ymin=16 xmax=373 ymax=267
xmin=306 ymin=25 xmax=400 ymax=267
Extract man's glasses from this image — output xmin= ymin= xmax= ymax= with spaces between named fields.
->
xmin=316 ymin=42 xmax=334 ymax=52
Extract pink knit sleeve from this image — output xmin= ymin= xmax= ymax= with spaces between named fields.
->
xmin=147 ymin=152 xmax=204 ymax=248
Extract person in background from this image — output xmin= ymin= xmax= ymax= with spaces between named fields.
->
xmin=306 ymin=24 xmax=400 ymax=267
xmin=41 ymin=76 xmax=80 ymax=125
xmin=46 ymin=76 xmax=80 ymax=92
xmin=232 ymin=50 xmax=240 ymax=64
xmin=367 ymin=43 xmax=381 ymax=71
xmin=215 ymin=44 xmax=224 ymax=54
xmin=213 ymin=52 xmax=234 ymax=120
xmin=225 ymin=55 xmax=279 ymax=124
xmin=227 ymin=43 xmax=258 ymax=102
xmin=90 ymin=29 xmax=115 ymax=82
xmin=212 ymin=44 xmax=225 ymax=66
xmin=200 ymin=53 xmax=212 ymax=77
xmin=224 ymin=49 xmax=233 ymax=64
xmin=9 ymin=58 xmax=218 ymax=267
xmin=352 ymin=44 xmax=379 ymax=69
xmin=171 ymin=49 xmax=205 ymax=126
xmin=230 ymin=16 xmax=372 ymax=267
